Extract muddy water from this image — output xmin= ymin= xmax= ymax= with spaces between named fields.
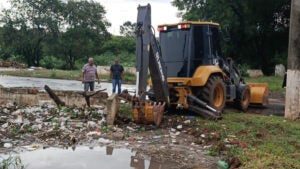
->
xmin=1 ymin=146 xmax=176 ymax=169
xmin=0 ymin=75 xmax=135 ymax=95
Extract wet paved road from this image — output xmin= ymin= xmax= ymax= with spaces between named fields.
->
xmin=0 ymin=75 xmax=135 ymax=95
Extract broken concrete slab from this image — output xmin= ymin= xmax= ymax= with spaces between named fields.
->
xmin=0 ymin=86 xmax=108 ymax=107
xmin=106 ymin=94 xmax=120 ymax=126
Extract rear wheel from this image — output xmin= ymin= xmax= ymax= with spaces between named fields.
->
xmin=235 ymin=85 xmax=250 ymax=112
xmin=195 ymin=76 xmax=226 ymax=112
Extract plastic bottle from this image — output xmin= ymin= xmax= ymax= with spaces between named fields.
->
xmin=217 ymin=160 xmax=229 ymax=169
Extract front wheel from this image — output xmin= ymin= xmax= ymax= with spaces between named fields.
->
xmin=235 ymin=85 xmax=251 ymax=112
xmin=196 ymin=76 xmax=226 ymax=112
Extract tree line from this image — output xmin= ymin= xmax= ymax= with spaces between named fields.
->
xmin=172 ymin=0 xmax=291 ymax=75
xmin=0 ymin=0 xmax=135 ymax=70
xmin=0 ymin=0 xmax=291 ymax=75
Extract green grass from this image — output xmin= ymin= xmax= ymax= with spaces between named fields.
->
xmin=245 ymin=76 xmax=284 ymax=92
xmin=195 ymin=112 xmax=300 ymax=169
xmin=119 ymin=103 xmax=132 ymax=117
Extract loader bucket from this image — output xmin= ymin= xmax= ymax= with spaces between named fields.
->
xmin=248 ymin=83 xmax=269 ymax=106
xmin=119 ymin=90 xmax=165 ymax=126
xmin=132 ymin=102 xmax=165 ymax=126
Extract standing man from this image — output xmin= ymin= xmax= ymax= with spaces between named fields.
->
xmin=82 ymin=58 xmax=99 ymax=91
xmin=110 ymin=58 xmax=124 ymax=95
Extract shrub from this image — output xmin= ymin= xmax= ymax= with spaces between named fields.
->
xmin=40 ymin=56 xmax=64 ymax=69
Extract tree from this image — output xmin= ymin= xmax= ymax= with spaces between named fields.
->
xmin=120 ymin=21 xmax=136 ymax=37
xmin=54 ymin=0 xmax=111 ymax=69
xmin=172 ymin=0 xmax=290 ymax=75
xmin=0 ymin=0 xmax=64 ymax=66
xmin=0 ymin=0 xmax=111 ymax=69
xmin=285 ymin=0 xmax=300 ymax=120
xmin=95 ymin=36 xmax=135 ymax=67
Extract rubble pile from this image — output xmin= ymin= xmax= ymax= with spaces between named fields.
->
xmin=0 ymin=103 xmax=107 ymax=151
xmin=0 ymin=103 xmax=244 ymax=168
xmin=0 ymin=61 xmax=25 ymax=69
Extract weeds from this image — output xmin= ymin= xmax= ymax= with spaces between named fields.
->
xmin=0 ymin=156 xmax=25 ymax=169
xmin=196 ymin=112 xmax=300 ymax=168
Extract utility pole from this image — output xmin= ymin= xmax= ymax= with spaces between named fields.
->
xmin=285 ymin=0 xmax=300 ymax=120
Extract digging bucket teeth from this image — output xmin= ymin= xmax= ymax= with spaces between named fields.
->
xmin=132 ymin=102 xmax=165 ymax=126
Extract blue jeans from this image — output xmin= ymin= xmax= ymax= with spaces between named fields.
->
xmin=112 ymin=79 xmax=122 ymax=95
xmin=84 ymin=82 xmax=95 ymax=91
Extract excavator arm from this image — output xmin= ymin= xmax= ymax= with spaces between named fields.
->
xmin=120 ymin=4 xmax=169 ymax=126
xmin=135 ymin=4 xmax=169 ymax=103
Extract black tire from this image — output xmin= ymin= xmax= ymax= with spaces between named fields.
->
xmin=235 ymin=85 xmax=251 ymax=112
xmin=196 ymin=76 xmax=226 ymax=112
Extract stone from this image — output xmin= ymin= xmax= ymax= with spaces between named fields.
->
xmin=112 ymin=132 xmax=125 ymax=140
xmin=275 ymin=64 xmax=286 ymax=77
xmin=27 ymin=88 xmax=39 ymax=94
xmin=247 ymin=69 xmax=264 ymax=77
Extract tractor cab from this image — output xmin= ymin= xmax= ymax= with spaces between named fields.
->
xmin=158 ymin=22 xmax=223 ymax=78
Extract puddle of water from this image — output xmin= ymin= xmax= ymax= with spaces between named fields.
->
xmin=0 ymin=75 xmax=135 ymax=95
xmin=0 ymin=146 xmax=176 ymax=169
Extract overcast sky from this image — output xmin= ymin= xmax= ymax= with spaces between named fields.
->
xmin=98 ymin=0 xmax=180 ymax=34
xmin=0 ymin=0 xmax=180 ymax=35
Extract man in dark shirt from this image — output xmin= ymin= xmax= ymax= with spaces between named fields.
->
xmin=110 ymin=58 xmax=124 ymax=95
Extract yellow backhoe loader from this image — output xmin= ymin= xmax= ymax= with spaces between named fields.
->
xmin=121 ymin=4 xmax=269 ymax=125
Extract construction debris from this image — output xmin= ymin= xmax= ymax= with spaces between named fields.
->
xmin=0 ymin=102 xmax=222 ymax=168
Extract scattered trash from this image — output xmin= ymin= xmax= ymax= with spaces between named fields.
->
xmin=170 ymin=128 xmax=176 ymax=132
xmin=152 ymin=135 xmax=162 ymax=139
xmin=126 ymin=126 xmax=136 ymax=131
xmin=177 ymin=125 xmax=183 ymax=130
xmin=0 ymin=102 xmax=221 ymax=168
xmin=98 ymin=138 xmax=112 ymax=144
xmin=86 ymin=130 xmax=102 ymax=136
xmin=22 ymin=145 xmax=40 ymax=151
xmin=217 ymin=160 xmax=229 ymax=169
xmin=4 ymin=143 xmax=13 ymax=148
xmin=183 ymin=120 xmax=191 ymax=124
xmin=2 ymin=123 xmax=8 ymax=128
